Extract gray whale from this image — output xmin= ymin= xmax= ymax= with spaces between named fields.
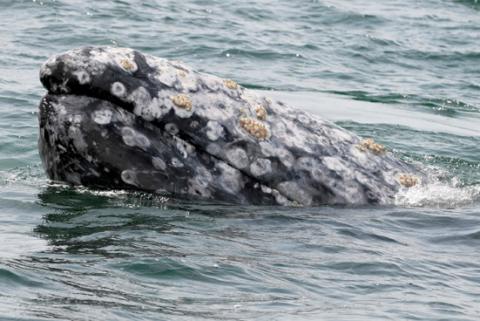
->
xmin=38 ymin=46 xmax=421 ymax=206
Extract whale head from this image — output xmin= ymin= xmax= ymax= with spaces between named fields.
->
xmin=38 ymin=47 xmax=421 ymax=206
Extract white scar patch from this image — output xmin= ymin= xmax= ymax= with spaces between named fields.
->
xmin=152 ymin=157 xmax=166 ymax=170
xmin=121 ymin=170 xmax=137 ymax=186
xmin=121 ymin=127 xmax=151 ymax=150
xmin=73 ymin=70 xmax=90 ymax=84
xmin=206 ymin=120 xmax=224 ymax=141
xmin=111 ymin=82 xmax=126 ymax=98
xmin=92 ymin=109 xmax=113 ymax=125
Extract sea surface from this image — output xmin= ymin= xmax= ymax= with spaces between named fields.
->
xmin=1 ymin=0 xmax=480 ymax=320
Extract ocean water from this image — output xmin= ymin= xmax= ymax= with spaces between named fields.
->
xmin=1 ymin=0 xmax=480 ymax=320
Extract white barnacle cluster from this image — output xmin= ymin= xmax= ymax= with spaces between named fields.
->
xmin=170 ymin=94 xmax=192 ymax=111
xmin=222 ymin=78 xmax=243 ymax=99
xmin=121 ymin=126 xmax=151 ymax=150
xmin=239 ymin=117 xmax=270 ymax=140
xmin=224 ymin=79 xmax=238 ymax=90
xmin=357 ymin=138 xmax=386 ymax=155
xmin=398 ymin=174 xmax=419 ymax=188
xmin=169 ymin=94 xmax=194 ymax=118
xmin=224 ymin=92 xmax=275 ymax=142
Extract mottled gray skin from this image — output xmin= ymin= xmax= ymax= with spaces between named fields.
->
xmin=38 ymin=46 xmax=421 ymax=206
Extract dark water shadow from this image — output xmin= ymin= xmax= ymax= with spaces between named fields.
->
xmin=454 ymin=0 xmax=480 ymax=10
xmin=34 ymin=186 xmax=185 ymax=257
xmin=33 ymin=185 xmax=401 ymax=258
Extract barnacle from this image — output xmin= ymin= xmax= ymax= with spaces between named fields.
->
xmin=357 ymin=138 xmax=386 ymax=155
xmin=171 ymin=94 xmax=192 ymax=111
xmin=119 ymin=58 xmax=135 ymax=71
xmin=255 ymin=105 xmax=267 ymax=120
xmin=398 ymin=174 xmax=419 ymax=187
xmin=224 ymin=79 xmax=238 ymax=90
xmin=239 ymin=117 xmax=269 ymax=140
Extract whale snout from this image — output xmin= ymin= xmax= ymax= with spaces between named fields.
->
xmin=38 ymin=46 xmax=423 ymax=206
xmin=39 ymin=94 xmax=168 ymax=190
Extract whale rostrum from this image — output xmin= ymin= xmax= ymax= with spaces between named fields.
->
xmin=38 ymin=47 xmax=422 ymax=206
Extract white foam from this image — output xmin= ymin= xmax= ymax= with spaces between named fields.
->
xmin=395 ymin=180 xmax=480 ymax=208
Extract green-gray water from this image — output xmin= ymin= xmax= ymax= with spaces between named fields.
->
xmin=1 ymin=0 xmax=480 ymax=320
